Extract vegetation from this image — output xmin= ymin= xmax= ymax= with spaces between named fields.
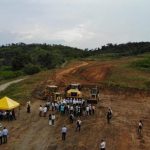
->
xmin=0 ymin=43 xmax=88 ymax=81
xmin=131 ymin=57 xmax=150 ymax=72
xmin=0 ymin=42 xmax=150 ymax=82
xmin=0 ymin=70 xmax=52 ymax=103
xmin=89 ymin=42 xmax=150 ymax=56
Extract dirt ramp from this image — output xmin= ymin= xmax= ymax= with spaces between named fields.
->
xmin=77 ymin=64 xmax=112 ymax=83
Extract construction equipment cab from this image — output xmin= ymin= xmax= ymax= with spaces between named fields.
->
xmin=87 ymin=87 xmax=99 ymax=104
xmin=44 ymin=85 xmax=61 ymax=101
xmin=66 ymin=83 xmax=82 ymax=99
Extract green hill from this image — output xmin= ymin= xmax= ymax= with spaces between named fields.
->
xmin=0 ymin=42 xmax=150 ymax=81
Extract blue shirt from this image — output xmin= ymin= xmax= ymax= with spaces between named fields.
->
xmin=2 ymin=129 xmax=8 ymax=136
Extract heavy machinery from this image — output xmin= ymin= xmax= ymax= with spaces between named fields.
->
xmin=87 ymin=86 xmax=99 ymax=104
xmin=43 ymin=85 xmax=61 ymax=101
xmin=65 ymin=83 xmax=82 ymax=99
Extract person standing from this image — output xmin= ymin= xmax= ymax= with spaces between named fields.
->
xmin=89 ymin=104 xmax=92 ymax=115
xmin=0 ymin=130 xmax=3 ymax=145
xmin=69 ymin=113 xmax=74 ymax=123
xmin=86 ymin=105 xmax=89 ymax=116
xmin=76 ymin=119 xmax=82 ymax=132
xmin=43 ymin=106 xmax=47 ymax=117
xmin=49 ymin=114 xmax=52 ymax=125
xmin=138 ymin=120 xmax=143 ymax=136
xmin=2 ymin=127 xmax=8 ymax=144
xmin=12 ymin=109 xmax=16 ymax=120
xmin=39 ymin=105 xmax=43 ymax=117
xmin=61 ymin=125 xmax=67 ymax=141
xmin=107 ymin=108 xmax=112 ymax=124
xmin=92 ymin=105 xmax=95 ymax=115
xmin=27 ymin=102 xmax=31 ymax=113
xmin=100 ymin=139 xmax=106 ymax=150
xmin=51 ymin=114 xmax=56 ymax=126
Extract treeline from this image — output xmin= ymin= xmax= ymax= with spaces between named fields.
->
xmin=0 ymin=43 xmax=89 ymax=80
xmin=89 ymin=42 xmax=150 ymax=56
xmin=0 ymin=42 xmax=150 ymax=80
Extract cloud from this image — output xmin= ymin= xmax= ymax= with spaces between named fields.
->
xmin=54 ymin=24 xmax=95 ymax=43
xmin=0 ymin=23 xmax=95 ymax=47
xmin=0 ymin=0 xmax=150 ymax=48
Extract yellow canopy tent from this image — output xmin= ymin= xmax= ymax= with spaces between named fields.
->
xmin=0 ymin=96 xmax=20 ymax=110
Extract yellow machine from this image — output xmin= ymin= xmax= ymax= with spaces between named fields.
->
xmin=66 ymin=83 xmax=82 ymax=99
xmin=87 ymin=87 xmax=99 ymax=104
xmin=44 ymin=85 xmax=61 ymax=101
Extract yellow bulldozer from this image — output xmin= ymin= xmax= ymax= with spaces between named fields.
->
xmin=43 ymin=85 xmax=61 ymax=101
xmin=65 ymin=83 xmax=82 ymax=99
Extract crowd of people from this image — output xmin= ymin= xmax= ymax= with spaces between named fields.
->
xmin=38 ymin=98 xmax=96 ymax=117
xmin=0 ymin=97 xmax=143 ymax=149
xmin=35 ymin=97 xmax=144 ymax=150
xmin=37 ymin=98 xmax=95 ymax=141
xmin=0 ymin=110 xmax=16 ymax=121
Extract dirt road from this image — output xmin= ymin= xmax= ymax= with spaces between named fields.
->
xmin=0 ymin=78 xmax=27 ymax=92
xmin=1 ymin=61 xmax=150 ymax=150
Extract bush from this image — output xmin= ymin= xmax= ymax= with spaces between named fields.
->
xmin=23 ymin=65 xmax=41 ymax=75
xmin=131 ymin=58 xmax=150 ymax=71
xmin=0 ymin=71 xmax=23 ymax=80
xmin=0 ymin=66 xmax=12 ymax=71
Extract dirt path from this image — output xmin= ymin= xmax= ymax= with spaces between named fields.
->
xmin=56 ymin=61 xmax=89 ymax=80
xmin=0 ymin=78 xmax=27 ymax=92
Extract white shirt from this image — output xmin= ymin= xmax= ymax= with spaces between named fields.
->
xmin=139 ymin=122 xmax=143 ymax=127
xmin=2 ymin=129 xmax=8 ymax=136
xmin=86 ymin=106 xmax=89 ymax=111
xmin=73 ymin=100 xmax=76 ymax=104
xmin=61 ymin=127 xmax=67 ymax=133
xmin=39 ymin=107 xmax=43 ymax=111
xmin=70 ymin=106 xmax=73 ymax=110
xmin=43 ymin=107 xmax=47 ymax=113
xmin=52 ymin=115 xmax=56 ymax=120
xmin=77 ymin=120 xmax=82 ymax=125
xmin=100 ymin=141 xmax=106 ymax=149
xmin=3 ymin=112 xmax=6 ymax=116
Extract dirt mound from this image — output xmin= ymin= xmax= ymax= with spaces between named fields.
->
xmin=51 ymin=61 xmax=111 ymax=86
xmin=78 ymin=64 xmax=112 ymax=83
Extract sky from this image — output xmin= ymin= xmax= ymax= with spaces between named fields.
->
xmin=0 ymin=0 xmax=150 ymax=49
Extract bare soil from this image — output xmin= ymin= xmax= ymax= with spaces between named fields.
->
xmin=1 ymin=61 xmax=150 ymax=150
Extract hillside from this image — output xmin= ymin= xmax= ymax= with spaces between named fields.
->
xmin=0 ymin=42 xmax=150 ymax=82
xmin=0 ymin=43 xmax=88 ymax=81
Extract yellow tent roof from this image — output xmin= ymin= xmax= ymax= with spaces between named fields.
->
xmin=0 ymin=96 xmax=20 ymax=110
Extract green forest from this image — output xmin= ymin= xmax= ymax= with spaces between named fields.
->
xmin=0 ymin=42 xmax=150 ymax=81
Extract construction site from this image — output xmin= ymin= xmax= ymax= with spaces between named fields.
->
xmin=0 ymin=60 xmax=150 ymax=150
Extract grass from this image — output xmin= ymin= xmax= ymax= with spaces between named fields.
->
xmin=85 ymin=53 xmax=122 ymax=61
xmin=0 ymin=70 xmax=53 ymax=103
xmin=104 ymin=67 xmax=150 ymax=90
xmin=98 ymin=53 xmax=150 ymax=90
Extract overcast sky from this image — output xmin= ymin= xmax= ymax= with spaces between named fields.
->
xmin=0 ymin=0 xmax=150 ymax=49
